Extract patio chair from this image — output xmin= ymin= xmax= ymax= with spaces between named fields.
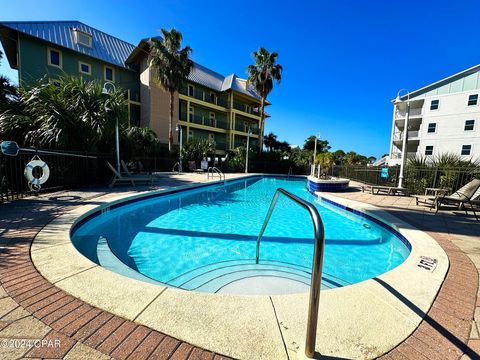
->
xmin=434 ymin=179 xmax=480 ymax=219
xmin=370 ymin=185 xmax=410 ymax=196
xmin=121 ymin=160 xmax=153 ymax=177
xmin=188 ymin=161 xmax=204 ymax=173
xmin=106 ymin=161 xmax=153 ymax=188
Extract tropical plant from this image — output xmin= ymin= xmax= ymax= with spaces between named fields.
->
xmin=122 ymin=126 xmax=165 ymax=159
xmin=247 ymin=48 xmax=282 ymax=148
xmin=148 ymin=29 xmax=193 ymax=152
xmin=0 ymin=75 xmax=17 ymax=112
xmin=0 ymin=75 xmax=128 ymax=152
xmin=315 ymin=152 xmax=335 ymax=177
xmin=225 ymin=146 xmax=247 ymax=171
xmin=181 ymin=138 xmax=215 ymax=163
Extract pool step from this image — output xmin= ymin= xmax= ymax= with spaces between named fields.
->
xmin=167 ymin=259 xmax=350 ymax=292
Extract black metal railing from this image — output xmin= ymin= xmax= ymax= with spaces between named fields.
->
xmin=0 ymin=150 xmax=113 ymax=203
xmin=336 ymin=165 xmax=480 ymax=194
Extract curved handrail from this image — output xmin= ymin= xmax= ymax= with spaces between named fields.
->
xmin=172 ymin=162 xmax=180 ymax=173
xmin=207 ymin=166 xmax=225 ymax=183
xmin=255 ymin=188 xmax=325 ymax=358
xmin=287 ymin=166 xmax=293 ymax=179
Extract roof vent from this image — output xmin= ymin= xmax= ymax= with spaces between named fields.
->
xmin=72 ymin=28 xmax=92 ymax=48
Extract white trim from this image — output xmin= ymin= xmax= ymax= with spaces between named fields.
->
xmin=47 ymin=47 xmax=62 ymax=69
xmin=78 ymin=61 xmax=91 ymax=75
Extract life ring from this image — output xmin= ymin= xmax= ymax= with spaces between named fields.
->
xmin=24 ymin=159 xmax=50 ymax=186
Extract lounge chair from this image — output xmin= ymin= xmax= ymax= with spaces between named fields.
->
xmin=106 ymin=161 xmax=153 ymax=188
xmin=370 ymin=185 xmax=410 ymax=196
xmin=188 ymin=161 xmax=204 ymax=173
xmin=434 ymin=179 xmax=480 ymax=218
xmin=121 ymin=160 xmax=152 ymax=177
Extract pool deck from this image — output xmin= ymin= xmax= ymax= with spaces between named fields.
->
xmin=0 ymin=174 xmax=478 ymax=359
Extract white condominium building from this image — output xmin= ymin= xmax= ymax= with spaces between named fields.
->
xmin=388 ymin=64 xmax=480 ymax=166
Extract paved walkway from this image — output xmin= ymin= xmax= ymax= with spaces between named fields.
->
xmin=0 ymin=175 xmax=479 ymax=359
xmin=327 ymin=183 xmax=480 ymax=360
xmin=0 ymin=174 xmax=236 ymax=360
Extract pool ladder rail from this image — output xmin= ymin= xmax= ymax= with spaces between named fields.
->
xmin=255 ymin=188 xmax=325 ymax=358
xmin=207 ymin=167 xmax=225 ymax=184
xmin=172 ymin=162 xmax=180 ymax=173
xmin=287 ymin=166 xmax=293 ymax=179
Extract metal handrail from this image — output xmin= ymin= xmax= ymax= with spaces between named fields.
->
xmin=207 ymin=167 xmax=225 ymax=183
xmin=172 ymin=162 xmax=180 ymax=173
xmin=287 ymin=166 xmax=293 ymax=179
xmin=255 ymin=188 xmax=325 ymax=358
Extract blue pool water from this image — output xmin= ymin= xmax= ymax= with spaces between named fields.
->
xmin=72 ymin=176 xmax=410 ymax=294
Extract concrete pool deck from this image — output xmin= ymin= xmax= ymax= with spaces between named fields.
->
xmin=0 ymin=174 xmax=478 ymax=359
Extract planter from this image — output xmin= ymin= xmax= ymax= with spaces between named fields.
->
xmin=307 ymin=175 xmax=350 ymax=192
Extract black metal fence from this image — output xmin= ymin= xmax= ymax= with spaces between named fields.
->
xmin=336 ymin=165 xmax=480 ymax=194
xmin=0 ymin=150 xmax=113 ymax=203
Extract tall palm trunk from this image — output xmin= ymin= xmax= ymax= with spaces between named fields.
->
xmin=169 ymin=90 xmax=174 ymax=151
xmin=259 ymin=96 xmax=265 ymax=152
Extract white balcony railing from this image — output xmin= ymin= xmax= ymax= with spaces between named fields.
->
xmin=395 ymin=108 xmax=422 ymax=119
xmin=391 ymin=152 xmax=418 ymax=159
xmin=392 ymin=130 xmax=420 ymax=141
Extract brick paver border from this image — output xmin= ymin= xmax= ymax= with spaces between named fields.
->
xmin=0 ymin=185 xmax=479 ymax=359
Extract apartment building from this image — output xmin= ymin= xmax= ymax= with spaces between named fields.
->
xmin=0 ymin=21 xmax=141 ymax=125
xmin=126 ymin=38 xmax=264 ymax=155
xmin=0 ymin=21 xmax=265 ymax=155
xmin=388 ymin=64 xmax=480 ymax=165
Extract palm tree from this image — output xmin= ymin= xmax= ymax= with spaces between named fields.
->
xmin=247 ymin=48 xmax=282 ymax=150
xmin=148 ymin=29 xmax=193 ymax=152
xmin=263 ymin=132 xmax=278 ymax=151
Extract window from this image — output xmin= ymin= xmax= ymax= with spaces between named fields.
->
xmin=104 ymin=66 xmax=114 ymax=81
xmin=427 ymin=123 xmax=437 ymax=133
xmin=209 ymin=112 xmax=216 ymax=127
xmin=188 ymin=107 xmax=194 ymax=122
xmin=47 ymin=48 xmax=62 ymax=68
xmin=78 ymin=61 xmax=91 ymax=75
xmin=465 ymin=120 xmax=475 ymax=131
xmin=210 ymin=92 xmax=217 ymax=104
xmin=245 ymin=105 xmax=251 ymax=113
xmin=244 ymin=121 xmax=249 ymax=132
xmin=208 ymin=133 xmax=215 ymax=143
xmin=461 ymin=145 xmax=472 ymax=156
xmin=430 ymin=99 xmax=439 ymax=110
xmin=468 ymin=94 xmax=478 ymax=106
xmin=188 ymin=130 xmax=194 ymax=139
xmin=425 ymin=146 xmax=434 ymax=156
xmin=73 ymin=29 xmax=92 ymax=47
xmin=188 ymin=85 xmax=194 ymax=97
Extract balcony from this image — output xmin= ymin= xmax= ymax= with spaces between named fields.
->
xmin=181 ymin=112 xmax=228 ymax=130
xmin=390 ymin=152 xmax=417 ymax=160
xmin=233 ymin=101 xmax=261 ymax=116
xmin=234 ymin=122 xmax=259 ymax=135
xmin=395 ymin=107 xmax=422 ymax=119
xmin=392 ymin=130 xmax=420 ymax=141
xmin=179 ymin=88 xmax=228 ymax=108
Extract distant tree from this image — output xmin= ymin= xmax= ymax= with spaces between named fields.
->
xmin=148 ymin=28 xmax=193 ymax=152
xmin=345 ymin=151 xmax=360 ymax=165
xmin=381 ymin=153 xmax=389 ymax=158
xmin=367 ymin=156 xmax=377 ymax=164
xmin=182 ymin=138 xmax=215 ymax=163
xmin=247 ymin=48 xmax=282 ymax=150
xmin=277 ymin=140 xmax=291 ymax=153
xmin=333 ymin=149 xmax=346 ymax=164
xmin=263 ymin=132 xmax=278 ymax=152
xmin=303 ymin=135 xmax=331 ymax=152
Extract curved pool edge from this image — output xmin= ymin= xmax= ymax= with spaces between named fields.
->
xmin=30 ymin=176 xmax=449 ymax=360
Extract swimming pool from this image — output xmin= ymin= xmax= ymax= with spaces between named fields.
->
xmin=71 ymin=176 xmax=410 ymax=295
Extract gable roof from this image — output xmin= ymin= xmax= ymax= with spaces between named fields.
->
xmin=398 ymin=63 xmax=480 ymax=101
xmin=127 ymin=38 xmax=261 ymax=100
xmin=0 ymin=20 xmax=135 ymax=69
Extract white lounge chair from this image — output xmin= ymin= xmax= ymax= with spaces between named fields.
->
xmin=106 ymin=161 xmax=153 ymax=188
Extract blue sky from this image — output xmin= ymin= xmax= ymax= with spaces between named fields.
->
xmin=1 ymin=0 xmax=479 ymax=158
